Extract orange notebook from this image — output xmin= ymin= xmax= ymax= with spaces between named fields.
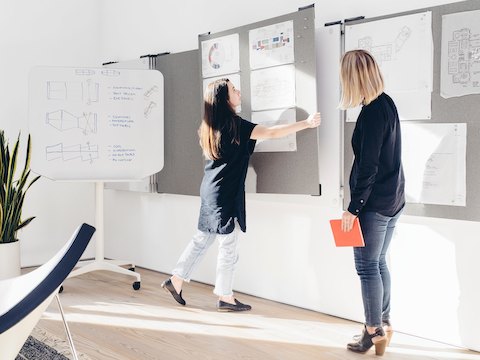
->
xmin=329 ymin=218 xmax=365 ymax=247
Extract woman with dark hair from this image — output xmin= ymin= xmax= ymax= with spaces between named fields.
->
xmin=340 ymin=49 xmax=405 ymax=356
xmin=162 ymin=78 xmax=321 ymax=312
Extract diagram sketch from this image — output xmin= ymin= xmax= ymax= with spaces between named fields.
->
xmin=46 ymin=142 xmax=99 ymax=163
xmin=357 ymin=26 xmax=411 ymax=64
xmin=250 ymin=64 xmax=296 ymax=111
xmin=201 ymin=33 xmax=240 ymax=78
xmin=249 ymin=20 xmax=294 ymax=70
xmin=345 ymin=11 xmax=433 ymax=120
xmin=46 ymin=110 xmax=97 ymax=135
xmin=441 ymin=10 xmax=480 ymax=98
xmin=47 ymin=80 xmax=99 ymax=104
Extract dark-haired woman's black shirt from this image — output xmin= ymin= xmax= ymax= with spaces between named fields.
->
xmin=198 ymin=117 xmax=257 ymax=234
xmin=348 ymin=93 xmax=405 ymax=217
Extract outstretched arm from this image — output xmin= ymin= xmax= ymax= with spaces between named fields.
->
xmin=250 ymin=112 xmax=321 ymax=140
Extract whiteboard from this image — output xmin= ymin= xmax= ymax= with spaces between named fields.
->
xmin=28 ymin=66 xmax=164 ymax=181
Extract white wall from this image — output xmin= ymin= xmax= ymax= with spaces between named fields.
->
xmin=0 ymin=1 xmax=100 ymax=265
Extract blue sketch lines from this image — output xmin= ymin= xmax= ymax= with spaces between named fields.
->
xmin=46 ymin=110 xmax=97 ymax=135
xmin=447 ymin=28 xmax=480 ymax=86
xmin=46 ymin=142 xmax=99 ymax=163
xmin=47 ymin=79 xmax=99 ymax=105
xmin=358 ymin=26 xmax=411 ymax=64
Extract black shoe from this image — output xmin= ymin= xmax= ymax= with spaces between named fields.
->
xmin=352 ymin=320 xmax=392 ymax=343
xmin=216 ymin=299 xmax=252 ymax=312
xmin=161 ymin=278 xmax=186 ymax=306
xmin=347 ymin=325 xmax=387 ymax=356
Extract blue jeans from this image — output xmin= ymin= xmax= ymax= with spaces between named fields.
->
xmin=354 ymin=210 xmax=402 ymax=327
xmin=172 ymin=223 xmax=240 ymax=296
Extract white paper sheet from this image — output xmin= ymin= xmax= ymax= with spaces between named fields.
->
xmin=251 ymin=108 xmax=297 ymax=152
xmin=441 ymin=10 xmax=480 ymax=98
xmin=345 ymin=11 xmax=433 ymax=120
xmin=250 ymin=65 xmax=296 ymax=111
xmin=249 ymin=20 xmax=295 ymax=70
xmin=201 ymin=33 xmax=240 ymax=78
xmin=402 ymin=123 xmax=466 ymax=206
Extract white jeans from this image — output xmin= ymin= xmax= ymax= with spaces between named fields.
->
xmin=172 ymin=223 xmax=240 ymax=296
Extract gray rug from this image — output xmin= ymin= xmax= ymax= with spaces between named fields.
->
xmin=16 ymin=336 xmax=69 ymax=360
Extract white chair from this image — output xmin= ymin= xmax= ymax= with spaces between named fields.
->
xmin=0 ymin=223 xmax=95 ymax=360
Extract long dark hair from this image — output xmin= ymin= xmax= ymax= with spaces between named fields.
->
xmin=199 ymin=78 xmax=239 ymax=160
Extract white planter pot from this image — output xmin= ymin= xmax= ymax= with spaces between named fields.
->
xmin=0 ymin=241 xmax=21 ymax=280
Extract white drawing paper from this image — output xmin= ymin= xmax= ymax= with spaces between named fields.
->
xmin=250 ymin=65 xmax=296 ymax=111
xmin=441 ymin=10 xmax=480 ymax=98
xmin=201 ymin=34 xmax=240 ymax=78
xmin=402 ymin=122 xmax=466 ymax=206
xmin=345 ymin=11 xmax=433 ymax=120
xmin=251 ymin=108 xmax=297 ymax=152
xmin=249 ymin=20 xmax=295 ymax=70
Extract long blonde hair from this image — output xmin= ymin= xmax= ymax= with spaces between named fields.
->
xmin=339 ymin=49 xmax=384 ymax=109
xmin=198 ymin=78 xmax=238 ymax=160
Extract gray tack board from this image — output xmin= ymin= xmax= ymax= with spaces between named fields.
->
xmin=153 ymin=50 xmax=204 ymax=196
xmin=199 ymin=7 xmax=321 ymax=195
xmin=343 ymin=0 xmax=480 ymax=221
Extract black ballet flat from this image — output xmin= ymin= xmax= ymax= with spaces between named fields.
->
xmin=216 ymin=299 xmax=251 ymax=312
xmin=347 ymin=325 xmax=387 ymax=356
xmin=161 ymin=278 xmax=186 ymax=306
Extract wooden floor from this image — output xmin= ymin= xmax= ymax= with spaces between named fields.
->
xmin=33 ymin=267 xmax=479 ymax=360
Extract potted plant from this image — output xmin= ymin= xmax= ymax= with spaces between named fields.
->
xmin=0 ymin=130 xmax=40 ymax=279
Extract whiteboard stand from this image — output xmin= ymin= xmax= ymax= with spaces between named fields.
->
xmin=68 ymin=182 xmax=141 ymax=290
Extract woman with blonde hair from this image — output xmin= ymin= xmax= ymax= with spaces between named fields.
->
xmin=161 ymin=78 xmax=321 ymax=311
xmin=340 ymin=50 xmax=405 ymax=356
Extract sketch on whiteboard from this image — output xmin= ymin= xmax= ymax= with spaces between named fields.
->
xmin=144 ymin=85 xmax=159 ymax=98
xmin=46 ymin=110 xmax=97 ymax=135
xmin=46 ymin=142 xmax=99 ymax=163
xmin=47 ymin=80 xmax=99 ymax=105
xmin=144 ymin=101 xmax=157 ymax=118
